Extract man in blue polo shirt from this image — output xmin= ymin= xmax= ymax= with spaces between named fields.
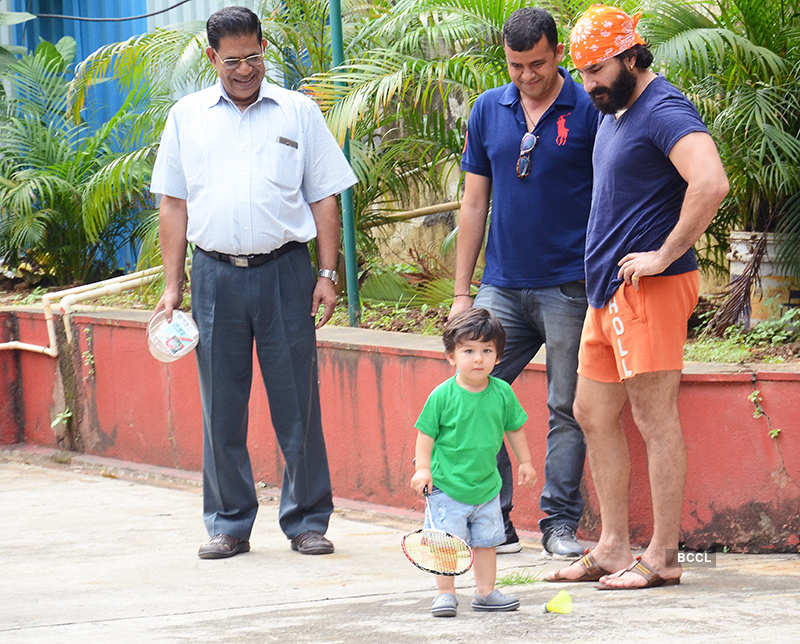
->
xmin=449 ymin=7 xmax=597 ymax=557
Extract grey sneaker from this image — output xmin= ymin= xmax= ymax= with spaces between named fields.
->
xmin=472 ymin=589 xmax=520 ymax=612
xmin=431 ymin=592 xmax=458 ymax=617
xmin=543 ymin=524 xmax=583 ymax=559
xmin=495 ymin=537 xmax=523 ymax=554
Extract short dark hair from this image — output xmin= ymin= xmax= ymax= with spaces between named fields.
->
xmin=207 ymin=6 xmax=262 ymax=51
xmin=502 ymin=7 xmax=558 ymax=52
xmin=616 ymin=44 xmax=653 ymax=69
xmin=443 ymin=308 xmax=506 ymax=357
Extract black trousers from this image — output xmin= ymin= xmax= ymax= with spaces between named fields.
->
xmin=191 ymin=244 xmax=333 ymax=540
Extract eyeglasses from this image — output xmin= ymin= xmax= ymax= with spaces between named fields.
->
xmin=215 ymin=51 xmax=265 ymax=70
xmin=516 ymin=132 xmax=539 ymax=179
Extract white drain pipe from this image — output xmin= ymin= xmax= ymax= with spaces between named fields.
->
xmin=0 ymin=266 xmax=166 ymax=356
xmin=59 ymin=269 xmax=165 ymax=344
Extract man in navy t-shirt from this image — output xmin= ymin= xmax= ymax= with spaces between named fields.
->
xmin=547 ymin=5 xmax=729 ymax=589
xmin=450 ymin=7 xmax=597 ymax=558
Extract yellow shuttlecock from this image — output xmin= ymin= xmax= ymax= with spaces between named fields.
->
xmin=543 ymin=589 xmax=573 ymax=614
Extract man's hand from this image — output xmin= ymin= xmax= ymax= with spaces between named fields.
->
xmin=311 ymin=277 xmax=337 ymax=328
xmin=410 ymin=468 xmax=432 ymax=495
xmin=617 ymin=250 xmax=669 ymax=289
xmin=517 ymin=462 xmax=537 ymax=487
xmin=151 ymin=285 xmax=183 ymax=323
xmin=617 ymin=132 xmax=729 ymax=291
xmin=448 ymin=294 xmax=473 ymax=320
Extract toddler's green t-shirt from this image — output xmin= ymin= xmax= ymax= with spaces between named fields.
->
xmin=415 ymin=375 xmax=528 ymax=505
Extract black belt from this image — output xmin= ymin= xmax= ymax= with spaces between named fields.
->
xmin=197 ymin=241 xmax=303 ymax=268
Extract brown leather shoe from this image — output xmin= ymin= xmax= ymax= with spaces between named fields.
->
xmin=290 ymin=531 xmax=334 ymax=555
xmin=198 ymin=534 xmax=250 ymax=559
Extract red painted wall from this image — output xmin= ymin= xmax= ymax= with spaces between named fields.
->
xmin=1 ymin=309 xmax=798 ymax=551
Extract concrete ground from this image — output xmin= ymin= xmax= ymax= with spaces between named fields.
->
xmin=2 ymin=447 xmax=799 ymax=643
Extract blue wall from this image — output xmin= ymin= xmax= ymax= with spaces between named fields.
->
xmin=12 ymin=1 xmax=150 ymax=272
xmin=13 ymin=0 xmax=148 ymax=129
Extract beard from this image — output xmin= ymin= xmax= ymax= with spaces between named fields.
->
xmin=589 ymin=63 xmax=637 ymax=114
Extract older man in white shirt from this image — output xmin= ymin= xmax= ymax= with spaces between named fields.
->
xmin=151 ymin=6 xmax=357 ymax=559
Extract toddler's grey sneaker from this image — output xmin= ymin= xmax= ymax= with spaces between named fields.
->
xmin=431 ymin=592 xmax=458 ymax=617
xmin=471 ymin=589 xmax=520 ymax=612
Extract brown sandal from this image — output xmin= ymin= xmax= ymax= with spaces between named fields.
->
xmin=596 ymin=557 xmax=681 ymax=590
xmin=546 ymin=549 xmax=613 ymax=582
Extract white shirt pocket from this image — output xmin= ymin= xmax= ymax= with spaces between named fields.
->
xmin=264 ymin=138 xmax=302 ymax=190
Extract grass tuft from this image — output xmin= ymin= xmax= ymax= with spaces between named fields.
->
xmin=495 ymin=570 xmax=543 ymax=587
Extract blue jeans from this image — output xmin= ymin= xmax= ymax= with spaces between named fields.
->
xmin=474 ymin=282 xmax=587 ymax=538
xmin=425 ymin=488 xmax=505 ymax=548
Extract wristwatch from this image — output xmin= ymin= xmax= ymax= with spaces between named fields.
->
xmin=318 ymin=268 xmax=338 ymax=285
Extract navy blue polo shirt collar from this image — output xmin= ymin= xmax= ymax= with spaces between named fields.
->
xmin=498 ymin=67 xmax=577 ymax=109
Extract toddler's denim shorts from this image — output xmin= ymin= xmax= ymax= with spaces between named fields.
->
xmin=425 ymin=487 xmax=505 ymax=548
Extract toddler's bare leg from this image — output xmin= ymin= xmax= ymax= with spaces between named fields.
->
xmin=472 ymin=547 xmax=496 ymax=596
xmin=435 ymin=574 xmax=456 ymax=594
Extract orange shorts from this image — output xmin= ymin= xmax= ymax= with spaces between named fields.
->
xmin=578 ymin=271 xmax=699 ymax=382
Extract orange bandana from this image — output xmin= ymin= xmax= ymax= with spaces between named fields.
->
xmin=569 ymin=4 xmax=647 ymax=69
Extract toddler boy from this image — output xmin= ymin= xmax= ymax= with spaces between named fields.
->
xmin=411 ymin=308 xmax=536 ymax=617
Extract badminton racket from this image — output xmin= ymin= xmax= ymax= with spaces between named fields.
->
xmin=401 ymin=488 xmax=474 ymax=576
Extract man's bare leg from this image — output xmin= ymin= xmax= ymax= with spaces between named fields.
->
xmin=547 ymin=376 xmax=634 ymax=580
xmin=598 ymin=370 xmax=684 ymax=588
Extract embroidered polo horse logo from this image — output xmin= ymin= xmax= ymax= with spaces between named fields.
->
xmin=556 ymin=112 xmax=571 ymax=146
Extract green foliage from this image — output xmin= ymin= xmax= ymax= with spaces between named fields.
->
xmin=0 ymin=38 xmax=160 ymax=284
xmin=50 ymin=407 xmax=72 ymax=429
xmin=643 ymin=0 xmax=800 ymax=278
xmin=360 ymin=269 xmax=417 ymax=302
xmin=66 ymin=0 xmax=436 ymax=269
xmin=68 ymin=24 xmax=210 ymax=122
xmin=0 ymin=10 xmax=35 ymax=27
xmin=308 ymin=0 xmax=800 ymax=279
xmin=0 ymin=10 xmax=34 ymax=67
xmin=416 ymin=277 xmax=458 ymax=307
xmin=686 ymin=306 xmax=800 ymax=362
xmin=306 ymin=0 xmax=643 ymax=161
xmin=748 ymin=388 xmax=782 ymax=439
xmin=683 ymin=335 xmax=753 ymax=363
xmin=775 ymin=192 xmax=800 ymax=279
xmin=724 ymin=308 xmax=800 ymax=348
xmin=15 ymin=286 xmax=48 ymax=305
xmin=357 ymin=258 xmax=464 ymax=308
xmin=327 ymin=300 xmax=448 ymax=335
xmin=495 ymin=570 xmax=542 ymax=586
xmin=41 ymin=0 xmax=800 ymax=290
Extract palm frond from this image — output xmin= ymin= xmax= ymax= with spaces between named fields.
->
xmin=68 ymin=26 xmax=209 ymax=121
xmin=4 ymin=51 xmax=71 ymax=122
xmin=359 ymin=269 xmax=417 ymax=302
xmin=81 ymin=146 xmax=157 ymax=241
xmin=0 ymin=38 xmax=160 ymax=283
xmin=306 ymin=50 xmax=501 ymax=139
xmin=416 ymin=277 xmax=457 ymax=307
xmin=775 ymin=192 xmax=800 ymax=281
xmin=655 ymin=27 xmax=787 ymax=80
